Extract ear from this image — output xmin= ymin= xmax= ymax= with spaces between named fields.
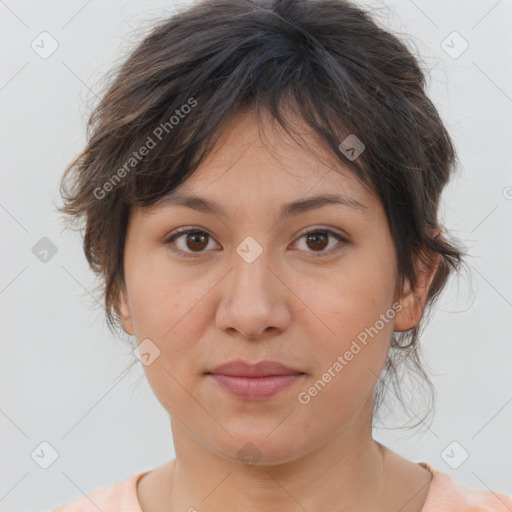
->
xmin=394 ymin=247 xmax=441 ymax=332
xmin=116 ymin=285 xmax=135 ymax=336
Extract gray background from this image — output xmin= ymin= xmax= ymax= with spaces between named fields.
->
xmin=1 ymin=0 xmax=511 ymax=510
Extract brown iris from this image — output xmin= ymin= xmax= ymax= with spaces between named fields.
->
xmin=306 ymin=232 xmax=329 ymax=251
xmin=185 ymin=231 xmax=209 ymax=251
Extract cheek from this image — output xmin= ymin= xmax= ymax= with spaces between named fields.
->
xmin=128 ymin=270 xmax=213 ymax=420
xmin=296 ymin=298 xmax=394 ymax=429
xmin=292 ymin=250 xmax=396 ymax=412
xmin=126 ymin=250 xmax=205 ymax=338
xmin=301 ymin=246 xmax=396 ymax=346
xmin=125 ymin=257 xmax=217 ymax=414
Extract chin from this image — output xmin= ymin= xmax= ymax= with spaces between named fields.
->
xmin=207 ymin=431 xmax=310 ymax=467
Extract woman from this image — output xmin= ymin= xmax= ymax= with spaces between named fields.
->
xmin=53 ymin=0 xmax=512 ymax=510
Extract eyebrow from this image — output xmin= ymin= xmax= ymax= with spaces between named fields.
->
xmin=154 ymin=191 xmax=368 ymax=223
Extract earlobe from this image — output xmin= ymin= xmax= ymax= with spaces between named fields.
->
xmin=394 ymin=284 xmax=422 ymax=332
xmin=116 ymin=288 xmax=135 ymax=336
xmin=394 ymin=251 xmax=441 ymax=333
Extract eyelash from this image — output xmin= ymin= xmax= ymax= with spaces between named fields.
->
xmin=163 ymin=227 xmax=347 ymax=259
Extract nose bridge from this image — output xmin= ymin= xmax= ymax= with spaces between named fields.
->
xmin=229 ymin=242 xmax=275 ymax=306
xmin=215 ymin=240 xmax=289 ymax=338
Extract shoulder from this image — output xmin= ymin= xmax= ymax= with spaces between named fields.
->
xmin=49 ymin=470 xmax=150 ymax=512
xmin=420 ymin=462 xmax=512 ymax=512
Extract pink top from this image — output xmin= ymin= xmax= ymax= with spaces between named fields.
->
xmin=50 ymin=462 xmax=512 ymax=511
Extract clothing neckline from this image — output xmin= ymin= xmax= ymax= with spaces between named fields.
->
xmin=128 ymin=461 xmax=438 ymax=512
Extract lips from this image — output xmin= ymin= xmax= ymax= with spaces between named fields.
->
xmin=207 ymin=359 xmax=304 ymax=377
xmin=206 ymin=359 xmax=306 ymax=400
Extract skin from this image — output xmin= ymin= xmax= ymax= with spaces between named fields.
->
xmin=117 ymin=106 xmax=438 ymax=512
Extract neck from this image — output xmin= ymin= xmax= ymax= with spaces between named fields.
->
xmin=167 ymin=418 xmax=387 ymax=511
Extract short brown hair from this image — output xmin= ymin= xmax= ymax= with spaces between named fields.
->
xmin=58 ymin=0 xmax=466 ymax=427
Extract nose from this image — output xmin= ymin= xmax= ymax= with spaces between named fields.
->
xmin=215 ymin=252 xmax=291 ymax=341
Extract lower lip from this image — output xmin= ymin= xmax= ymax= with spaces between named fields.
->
xmin=208 ymin=373 xmax=305 ymax=400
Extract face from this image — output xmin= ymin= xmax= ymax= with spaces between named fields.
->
xmin=118 ymin=107 xmax=428 ymax=464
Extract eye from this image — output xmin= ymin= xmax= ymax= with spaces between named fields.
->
xmin=164 ymin=227 xmax=219 ymax=258
xmin=164 ymin=226 xmax=347 ymax=258
xmin=292 ymin=228 xmax=347 ymax=256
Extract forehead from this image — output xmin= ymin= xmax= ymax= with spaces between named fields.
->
xmin=159 ymin=106 xmax=374 ymax=208
xmin=133 ymin=107 xmax=383 ymax=230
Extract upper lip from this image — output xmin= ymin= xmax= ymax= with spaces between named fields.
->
xmin=207 ymin=359 xmax=304 ymax=377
